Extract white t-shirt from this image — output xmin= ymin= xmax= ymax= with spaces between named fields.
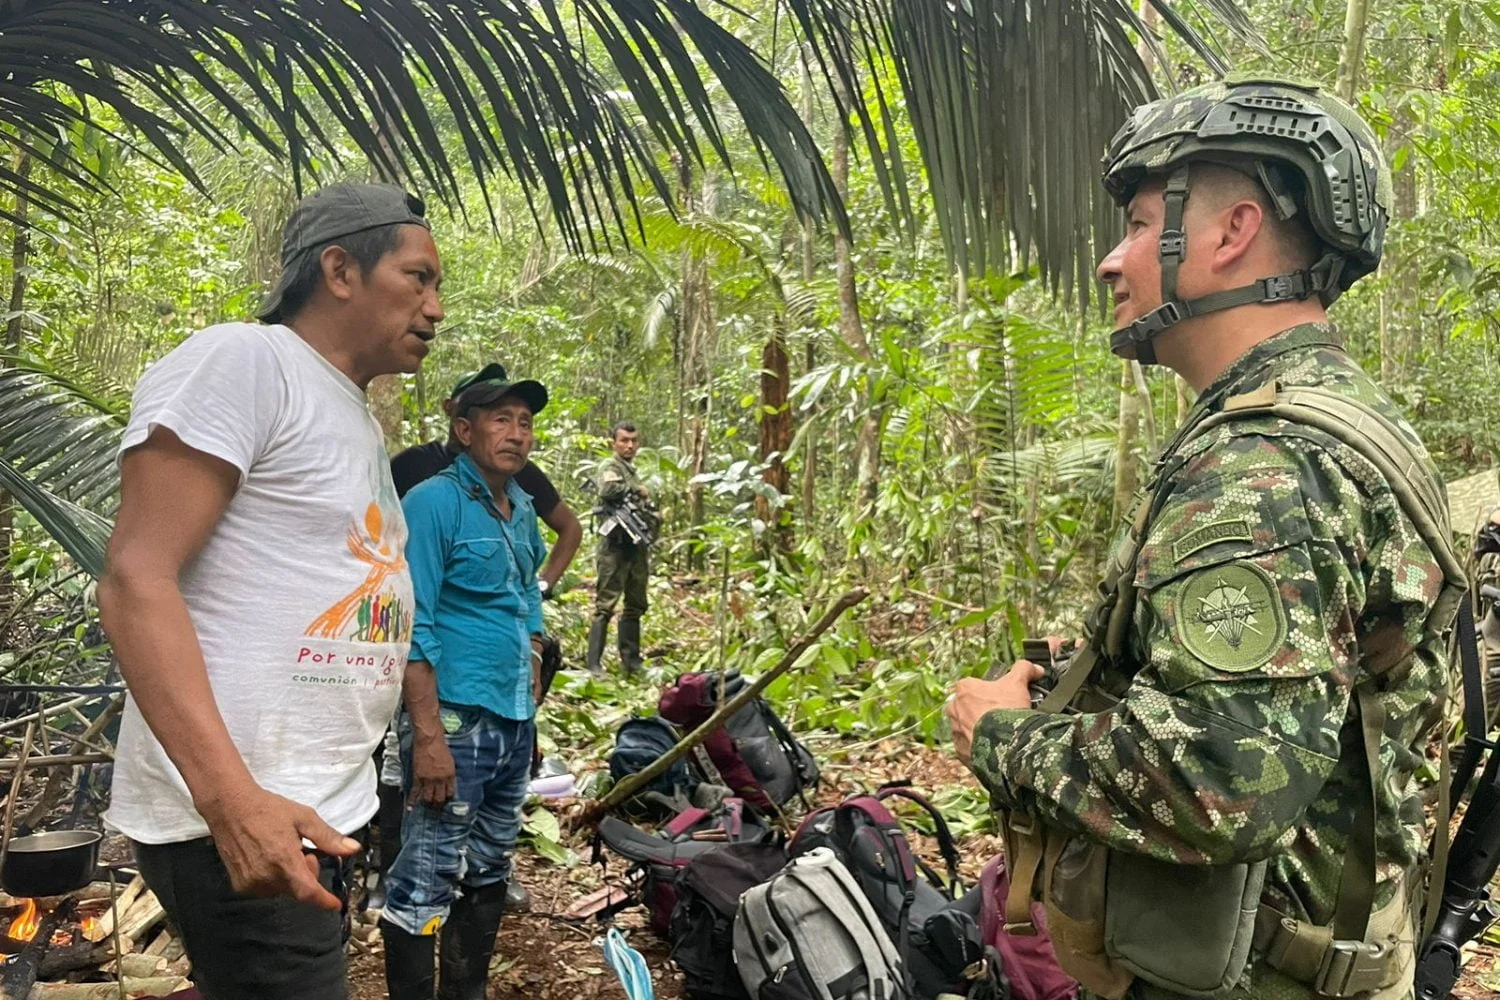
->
xmin=106 ymin=323 xmax=411 ymax=844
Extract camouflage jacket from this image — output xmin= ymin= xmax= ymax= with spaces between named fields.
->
xmin=595 ymin=454 xmax=642 ymax=504
xmin=971 ymin=324 xmax=1447 ymax=992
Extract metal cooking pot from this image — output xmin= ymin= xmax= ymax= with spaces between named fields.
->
xmin=1 ymin=830 xmax=102 ymax=898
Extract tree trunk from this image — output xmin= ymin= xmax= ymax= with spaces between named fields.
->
xmin=0 ymin=153 xmax=31 ymax=607
xmin=679 ymin=170 xmax=717 ymax=568
xmin=1335 ymin=0 xmax=1370 ymax=104
xmin=831 ymin=79 xmax=880 ymax=515
xmin=1111 ymin=359 xmax=1141 ymax=524
xmin=798 ymin=46 xmax=818 ymax=531
xmin=757 ymin=314 xmax=793 ymax=551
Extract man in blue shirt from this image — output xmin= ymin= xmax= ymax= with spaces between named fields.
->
xmin=379 ymin=374 xmax=549 ymax=1000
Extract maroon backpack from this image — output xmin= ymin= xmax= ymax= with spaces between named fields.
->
xmin=975 ymin=854 xmax=1077 ymax=1000
xmin=658 ymin=670 xmax=819 ymax=812
xmin=596 ymin=798 xmax=777 ymax=937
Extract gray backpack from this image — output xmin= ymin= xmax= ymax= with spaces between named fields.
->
xmin=733 ymin=848 xmax=908 ymax=1000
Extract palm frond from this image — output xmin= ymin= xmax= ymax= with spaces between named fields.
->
xmin=0 ymin=459 xmax=111 ymax=579
xmin=0 ymin=1 xmax=847 ymax=249
xmin=794 ymin=0 xmax=1261 ymax=311
xmin=0 ymin=359 xmax=126 ymax=517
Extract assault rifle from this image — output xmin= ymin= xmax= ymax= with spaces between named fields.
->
xmin=1416 ymin=522 xmax=1500 ymax=998
xmin=595 ymin=492 xmax=659 ymax=547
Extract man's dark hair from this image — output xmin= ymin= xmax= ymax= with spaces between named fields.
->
xmin=612 ymin=421 xmax=638 ymax=439
xmin=271 ymin=223 xmax=406 ymax=324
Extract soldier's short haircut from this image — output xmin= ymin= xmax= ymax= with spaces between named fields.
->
xmin=612 ymin=421 xmax=638 ymax=439
xmin=1185 ymin=164 xmax=1319 ymax=272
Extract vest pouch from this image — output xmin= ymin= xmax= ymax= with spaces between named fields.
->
xmin=1041 ymin=837 xmax=1134 ymax=999
xmin=1103 ymin=853 xmax=1267 ymax=999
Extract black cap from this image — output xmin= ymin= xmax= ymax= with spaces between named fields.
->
xmin=449 ymin=364 xmax=508 ymax=400
xmin=454 ymin=377 xmax=549 ymax=418
xmin=257 ymin=183 xmax=430 ymax=323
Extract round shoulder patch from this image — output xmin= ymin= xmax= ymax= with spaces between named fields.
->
xmin=1176 ymin=562 xmax=1287 ymax=673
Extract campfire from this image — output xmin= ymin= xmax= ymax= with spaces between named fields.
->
xmin=0 ymin=878 xmax=191 ymax=999
xmin=7 ymin=899 xmax=104 ymax=948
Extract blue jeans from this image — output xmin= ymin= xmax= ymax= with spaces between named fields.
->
xmin=381 ymin=706 xmax=535 ymax=936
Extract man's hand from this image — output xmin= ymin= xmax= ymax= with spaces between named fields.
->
xmin=946 ymin=660 xmax=1046 ymax=765
xmin=197 ymin=784 xmax=359 ymax=911
xmin=409 ymin=732 xmax=456 ymax=808
xmin=531 ymin=638 xmax=545 ymax=703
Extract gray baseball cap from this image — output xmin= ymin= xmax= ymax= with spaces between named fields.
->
xmin=257 ymin=182 xmax=430 ymax=323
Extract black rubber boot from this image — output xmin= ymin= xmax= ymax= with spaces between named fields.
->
xmin=437 ymin=881 xmax=509 ymax=1000
xmin=381 ymin=918 xmax=436 ymax=1000
xmin=618 ymin=617 xmax=643 ymax=677
xmin=586 ymin=616 xmax=609 ymax=675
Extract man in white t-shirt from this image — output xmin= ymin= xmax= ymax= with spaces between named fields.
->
xmin=98 ymin=183 xmax=443 ymax=1000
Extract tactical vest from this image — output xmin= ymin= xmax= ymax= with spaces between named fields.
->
xmin=999 ymin=379 xmax=1467 ymax=1000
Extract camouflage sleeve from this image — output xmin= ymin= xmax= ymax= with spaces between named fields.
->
xmin=970 ymin=431 xmax=1439 ymax=865
xmin=597 ymin=459 xmax=630 ymax=502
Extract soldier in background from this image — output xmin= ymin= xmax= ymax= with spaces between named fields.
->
xmin=586 ymin=422 xmax=654 ymax=676
xmin=947 ymin=78 xmax=1456 ymax=1000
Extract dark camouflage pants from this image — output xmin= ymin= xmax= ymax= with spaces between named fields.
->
xmin=594 ymin=540 xmax=648 ymax=622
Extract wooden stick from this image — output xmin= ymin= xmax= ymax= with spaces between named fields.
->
xmin=0 ymin=720 xmax=36 ymax=876
xmin=26 ymin=978 xmax=186 ymax=999
xmin=0 ymin=697 xmax=93 ymax=736
xmin=579 ymin=588 xmax=867 ymax=826
xmin=91 ymin=876 xmax=143 ymax=943
xmin=0 ymin=754 xmax=112 ymax=771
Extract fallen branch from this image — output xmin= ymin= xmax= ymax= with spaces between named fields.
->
xmin=577 ymin=588 xmax=867 ymax=827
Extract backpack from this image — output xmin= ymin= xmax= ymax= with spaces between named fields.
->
xmin=790 ymin=785 xmax=1006 ymax=1000
xmin=670 ymin=842 xmax=791 ymax=1000
xmin=734 ymin=848 xmax=907 ymax=1000
xmin=972 ymin=855 xmax=1076 ymax=1000
xmin=597 ymin=798 xmax=776 ymax=938
xmin=659 ymin=671 xmax=820 ymax=810
xmin=608 ymin=716 xmax=698 ymax=815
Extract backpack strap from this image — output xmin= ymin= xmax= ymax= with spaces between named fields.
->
xmin=764 ymin=701 xmax=816 ymax=806
xmin=877 ymin=783 xmax=964 ymax=895
xmin=791 ymin=854 xmax=906 ymax=1000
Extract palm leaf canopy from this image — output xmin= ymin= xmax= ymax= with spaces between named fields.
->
xmin=791 ymin=0 xmax=1261 ymax=311
xmin=0 ymin=0 xmax=846 ymax=246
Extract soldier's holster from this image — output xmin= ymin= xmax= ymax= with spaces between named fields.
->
xmin=996 ymin=378 xmax=1467 ymax=1000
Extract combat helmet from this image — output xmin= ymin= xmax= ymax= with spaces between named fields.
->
xmin=1100 ymin=74 xmax=1391 ymax=364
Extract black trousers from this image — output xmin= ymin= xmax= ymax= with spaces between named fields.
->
xmin=133 ymin=836 xmax=354 ymax=1000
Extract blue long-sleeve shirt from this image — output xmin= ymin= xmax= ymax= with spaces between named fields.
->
xmin=402 ymin=452 xmax=546 ymax=721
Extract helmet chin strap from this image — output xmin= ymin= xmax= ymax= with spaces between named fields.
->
xmin=1109 ymin=164 xmax=1333 ymax=366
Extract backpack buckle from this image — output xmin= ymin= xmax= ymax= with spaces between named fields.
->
xmin=1314 ymin=938 xmax=1394 ymax=997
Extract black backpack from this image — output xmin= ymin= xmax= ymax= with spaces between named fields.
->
xmin=597 ymin=798 xmax=777 ymax=939
xmin=790 ymin=784 xmax=1008 ymax=1000
xmin=670 ymin=842 xmax=789 ymax=1000
xmin=608 ymin=716 xmax=698 ymax=815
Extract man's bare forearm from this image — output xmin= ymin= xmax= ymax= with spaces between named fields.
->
xmin=99 ymin=572 xmax=255 ymax=817
xmin=540 ymin=504 xmax=582 ymax=588
xmin=402 ymin=660 xmax=443 ymax=743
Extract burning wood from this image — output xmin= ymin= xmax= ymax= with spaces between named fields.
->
xmin=0 ymin=878 xmax=190 ymax=997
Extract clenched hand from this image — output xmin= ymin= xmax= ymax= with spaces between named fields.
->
xmin=946 ymin=660 xmax=1045 ymax=765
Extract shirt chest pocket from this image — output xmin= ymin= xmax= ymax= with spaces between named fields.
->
xmin=452 ymin=537 xmax=516 ymax=594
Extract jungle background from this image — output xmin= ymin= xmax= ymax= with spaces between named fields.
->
xmin=1 ymin=0 xmax=1499 ymax=996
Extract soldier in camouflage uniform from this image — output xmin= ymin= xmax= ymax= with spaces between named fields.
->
xmin=947 ymin=77 xmax=1461 ymax=1000
xmin=588 ymin=422 xmax=651 ymax=675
